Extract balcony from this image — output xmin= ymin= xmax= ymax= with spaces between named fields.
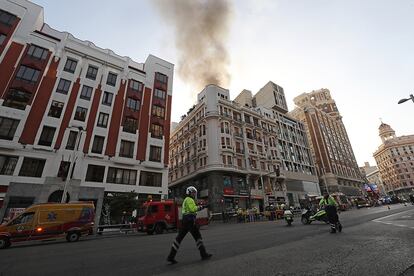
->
xmin=234 ymin=132 xmax=244 ymax=139
xmin=248 ymin=150 xmax=258 ymax=156
xmin=222 ymin=112 xmax=232 ymax=119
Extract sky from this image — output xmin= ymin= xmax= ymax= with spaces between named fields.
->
xmin=32 ymin=0 xmax=414 ymax=167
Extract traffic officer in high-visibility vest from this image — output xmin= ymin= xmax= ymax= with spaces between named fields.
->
xmin=167 ymin=186 xmax=212 ymax=264
xmin=319 ymin=192 xmax=342 ymax=233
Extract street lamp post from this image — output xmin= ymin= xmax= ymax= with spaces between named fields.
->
xmin=397 ymin=94 xmax=414 ymax=105
xmin=61 ymin=126 xmax=84 ymax=203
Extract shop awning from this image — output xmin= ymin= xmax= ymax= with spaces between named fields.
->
xmin=223 ymin=194 xmax=249 ymax=198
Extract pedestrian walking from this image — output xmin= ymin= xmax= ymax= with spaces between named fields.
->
xmin=167 ymin=186 xmax=212 ymax=264
xmin=320 ymin=192 xmax=342 ymax=233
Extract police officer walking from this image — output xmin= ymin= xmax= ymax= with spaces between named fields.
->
xmin=319 ymin=192 xmax=342 ymax=233
xmin=167 ymin=186 xmax=212 ymax=264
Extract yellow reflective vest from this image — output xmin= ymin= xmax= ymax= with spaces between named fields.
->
xmin=182 ymin=196 xmax=198 ymax=215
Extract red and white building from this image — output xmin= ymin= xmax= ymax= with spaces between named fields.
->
xmin=0 ymin=0 xmax=173 ymax=218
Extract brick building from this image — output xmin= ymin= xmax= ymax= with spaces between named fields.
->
xmin=0 ymin=0 xmax=173 ymax=221
xmin=290 ymin=89 xmax=364 ymax=197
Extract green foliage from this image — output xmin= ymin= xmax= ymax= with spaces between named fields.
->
xmin=104 ymin=191 xmax=139 ymax=223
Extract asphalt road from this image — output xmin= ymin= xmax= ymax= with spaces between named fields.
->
xmin=1 ymin=204 xmax=413 ymax=276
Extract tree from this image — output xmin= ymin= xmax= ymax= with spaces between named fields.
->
xmin=104 ymin=191 xmax=139 ymax=223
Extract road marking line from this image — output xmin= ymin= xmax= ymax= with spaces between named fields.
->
xmin=372 ymin=209 xmax=413 ymax=223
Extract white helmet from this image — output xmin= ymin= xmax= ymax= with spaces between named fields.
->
xmin=186 ymin=186 xmax=197 ymax=195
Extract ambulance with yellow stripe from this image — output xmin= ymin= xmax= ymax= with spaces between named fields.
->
xmin=0 ymin=202 xmax=95 ymax=249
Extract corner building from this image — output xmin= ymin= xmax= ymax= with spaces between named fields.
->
xmin=0 ymin=0 xmax=173 ymax=221
xmin=374 ymin=123 xmax=414 ymax=197
xmin=169 ymin=83 xmax=319 ymax=214
xmin=290 ymin=89 xmax=364 ymax=197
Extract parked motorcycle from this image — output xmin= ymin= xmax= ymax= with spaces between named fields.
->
xmin=284 ymin=207 xmax=294 ymax=226
xmin=301 ymin=208 xmax=329 ymax=225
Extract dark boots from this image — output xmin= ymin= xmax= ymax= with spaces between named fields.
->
xmin=167 ymin=238 xmax=212 ymax=264
xmin=167 ymin=241 xmax=179 ymax=264
xmin=199 ymin=244 xmax=212 ymax=260
xmin=330 ymin=223 xmax=336 ymax=233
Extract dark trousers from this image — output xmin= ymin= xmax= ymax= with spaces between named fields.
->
xmin=325 ymin=205 xmax=339 ymax=230
xmin=168 ymin=215 xmax=208 ymax=259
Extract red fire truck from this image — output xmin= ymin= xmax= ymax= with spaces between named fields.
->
xmin=137 ymin=200 xmax=209 ymax=235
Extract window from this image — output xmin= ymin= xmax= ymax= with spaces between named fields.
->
xmin=120 ymin=140 xmax=134 ymax=158
xmin=91 ymin=135 xmax=104 ymax=154
xmin=27 ymin=45 xmax=48 ymax=60
xmin=164 ymin=205 xmax=171 ymax=213
xmin=3 ymin=89 xmax=31 ymax=110
xmin=106 ymin=72 xmax=117 ymax=86
xmin=66 ymin=131 xmax=78 ymax=150
xmin=97 ymin=112 xmax=109 ymax=128
xmin=149 ymin=146 xmax=162 ymax=162
xmin=107 ymin=167 xmax=137 ymax=185
xmin=152 ymin=105 xmax=165 ymax=118
xmin=16 ymin=65 xmax=40 ymax=83
xmin=149 ymin=205 xmax=158 ymax=213
xmin=85 ymin=165 xmax=105 ymax=182
xmin=0 ymin=10 xmax=17 ymax=26
xmin=130 ymin=79 xmax=143 ymax=92
xmin=102 ymin=91 xmax=113 ymax=106
xmin=123 ymin=117 xmax=137 ymax=133
xmin=38 ymin=126 xmax=56 ymax=146
xmin=0 ymin=33 xmax=6 ymax=45
xmin=127 ymin=97 xmax=140 ymax=111
xmin=86 ymin=65 xmax=98 ymax=80
xmin=155 ymin=72 xmax=168 ymax=84
xmin=9 ymin=212 xmax=34 ymax=226
xmin=151 ymin=123 xmax=163 ymax=139
xmin=80 ymin=85 xmax=93 ymax=100
xmin=19 ymin=157 xmax=46 ymax=177
xmin=74 ymin=106 xmax=87 ymax=121
xmin=48 ymin=101 xmax=64 ymax=118
xmin=139 ymin=171 xmax=162 ymax=187
xmin=64 ymin=58 xmax=77 ymax=73
xmin=0 ymin=155 xmax=18 ymax=175
xmin=154 ymin=88 xmax=166 ymax=100
xmin=57 ymin=161 xmax=70 ymax=179
xmin=0 ymin=117 xmax=19 ymax=140
xmin=56 ymin=78 xmax=71 ymax=94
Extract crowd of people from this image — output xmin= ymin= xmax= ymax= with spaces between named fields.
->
xmin=235 ymin=207 xmax=261 ymax=223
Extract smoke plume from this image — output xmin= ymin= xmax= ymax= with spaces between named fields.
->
xmin=154 ymin=0 xmax=232 ymax=90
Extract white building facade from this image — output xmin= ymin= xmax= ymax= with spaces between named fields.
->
xmin=169 ymin=83 xmax=319 ymax=213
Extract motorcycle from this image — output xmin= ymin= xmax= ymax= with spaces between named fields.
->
xmin=284 ymin=207 xmax=294 ymax=226
xmin=301 ymin=208 xmax=329 ymax=225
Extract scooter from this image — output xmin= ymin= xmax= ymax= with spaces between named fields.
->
xmin=301 ymin=208 xmax=329 ymax=225
xmin=284 ymin=207 xmax=294 ymax=226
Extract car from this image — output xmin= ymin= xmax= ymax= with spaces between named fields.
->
xmin=356 ymin=199 xmax=371 ymax=209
